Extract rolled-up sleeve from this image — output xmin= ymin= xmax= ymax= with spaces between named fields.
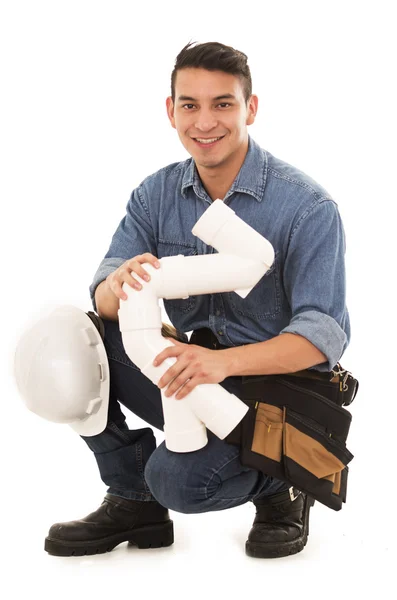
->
xmin=89 ymin=185 xmax=156 ymax=311
xmin=279 ymin=199 xmax=350 ymax=371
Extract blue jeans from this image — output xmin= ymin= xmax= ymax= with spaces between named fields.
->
xmin=81 ymin=319 xmax=289 ymax=513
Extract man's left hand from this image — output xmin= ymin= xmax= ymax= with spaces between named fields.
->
xmin=153 ymin=339 xmax=230 ymax=400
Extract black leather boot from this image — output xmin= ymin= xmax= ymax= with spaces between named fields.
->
xmin=246 ymin=487 xmax=315 ymax=558
xmin=45 ymin=493 xmax=174 ymax=556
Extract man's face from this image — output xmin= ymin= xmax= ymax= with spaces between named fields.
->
xmin=166 ymin=68 xmax=258 ymax=170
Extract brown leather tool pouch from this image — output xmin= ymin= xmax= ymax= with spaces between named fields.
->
xmin=224 ymin=370 xmax=357 ymax=511
xmin=188 ymin=328 xmax=358 ymax=511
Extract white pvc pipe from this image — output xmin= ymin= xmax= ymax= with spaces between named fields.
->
xmin=118 ymin=200 xmax=274 ymax=453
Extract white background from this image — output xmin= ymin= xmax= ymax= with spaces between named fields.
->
xmin=1 ymin=0 xmax=395 ymax=598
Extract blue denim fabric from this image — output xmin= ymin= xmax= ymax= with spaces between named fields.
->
xmin=89 ymin=136 xmax=350 ymax=371
xmin=81 ymin=319 xmax=289 ymax=508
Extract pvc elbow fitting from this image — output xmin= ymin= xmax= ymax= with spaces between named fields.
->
xmin=118 ymin=200 xmax=275 ymax=453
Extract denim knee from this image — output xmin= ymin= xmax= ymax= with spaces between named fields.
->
xmin=102 ymin=318 xmax=139 ymax=369
xmin=144 ymin=445 xmax=214 ymax=514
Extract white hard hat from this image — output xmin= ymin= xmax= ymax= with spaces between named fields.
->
xmin=13 ymin=305 xmax=110 ymax=436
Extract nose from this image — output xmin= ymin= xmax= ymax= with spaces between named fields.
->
xmin=194 ymin=109 xmax=218 ymax=133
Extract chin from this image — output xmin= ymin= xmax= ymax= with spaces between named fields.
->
xmin=198 ymin=159 xmax=223 ymax=169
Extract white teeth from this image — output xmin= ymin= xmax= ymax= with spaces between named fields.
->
xmin=195 ymin=137 xmax=222 ymax=144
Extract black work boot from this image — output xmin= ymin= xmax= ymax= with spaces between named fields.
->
xmin=45 ymin=493 xmax=174 ymax=556
xmin=245 ymin=486 xmax=315 ymax=559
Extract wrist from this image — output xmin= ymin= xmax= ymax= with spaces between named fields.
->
xmin=221 ymin=347 xmax=242 ymax=377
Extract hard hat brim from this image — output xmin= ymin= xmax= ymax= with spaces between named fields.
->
xmin=68 ymin=308 xmax=110 ymax=437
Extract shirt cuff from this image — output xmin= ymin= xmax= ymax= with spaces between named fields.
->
xmin=279 ymin=310 xmax=348 ymax=371
xmin=89 ymin=257 xmax=125 ymax=312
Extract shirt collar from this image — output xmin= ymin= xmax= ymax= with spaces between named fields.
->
xmin=181 ymin=135 xmax=268 ymax=202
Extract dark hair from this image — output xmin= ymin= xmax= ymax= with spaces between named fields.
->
xmin=171 ymin=41 xmax=252 ymax=103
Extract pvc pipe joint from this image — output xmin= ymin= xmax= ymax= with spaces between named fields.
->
xmin=118 ymin=200 xmax=274 ymax=452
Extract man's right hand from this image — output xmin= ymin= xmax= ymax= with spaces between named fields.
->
xmin=106 ymin=253 xmax=161 ymax=301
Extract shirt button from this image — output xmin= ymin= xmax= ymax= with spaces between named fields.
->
xmin=218 ymin=330 xmax=224 ymax=336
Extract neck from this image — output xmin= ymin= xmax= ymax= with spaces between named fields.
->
xmin=196 ymin=138 xmax=249 ymax=201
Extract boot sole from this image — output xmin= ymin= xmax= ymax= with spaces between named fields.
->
xmin=245 ymin=496 xmax=315 ymax=559
xmin=44 ymin=520 xmax=174 ymax=557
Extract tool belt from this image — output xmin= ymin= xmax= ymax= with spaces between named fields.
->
xmin=189 ymin=328 xmax=359 ymax=511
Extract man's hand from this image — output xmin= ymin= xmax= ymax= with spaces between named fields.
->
xmin=153 ymin=339 xmax=230 ymax=400
xmin=106 ymin=253 xmax=161 ymax=301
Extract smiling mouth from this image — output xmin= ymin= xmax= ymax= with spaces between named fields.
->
xmin=192 ymin=135 xmax=225 ymax=146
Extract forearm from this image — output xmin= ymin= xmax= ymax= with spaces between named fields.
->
xmin=224 ymin=333 xmax=327 ymax=376
xmin=95 ymin=280 xmax=120 ymax=321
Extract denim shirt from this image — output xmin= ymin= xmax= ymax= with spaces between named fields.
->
xmin=89 ymin=136 xmax=350 ymax=372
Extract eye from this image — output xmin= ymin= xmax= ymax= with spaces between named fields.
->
xmin=182 ymin=104 xmax=195 ymax=110
xmin=217 ymin=103 xmax=231 ymax=108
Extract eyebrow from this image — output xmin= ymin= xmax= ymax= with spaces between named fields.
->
xmin=177 ymin=94 xmax=236 ymax=102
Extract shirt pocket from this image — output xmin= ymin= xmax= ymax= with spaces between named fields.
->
xmin=226 ymin=250 xmax=281 ymax=319
xmin=157 ymin=240 xmax=198 ymax=313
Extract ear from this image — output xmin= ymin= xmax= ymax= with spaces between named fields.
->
xmin=246 ymin=94 xmax=258 ymax=126
xmin=166 ymin=96 xmax=176 ymax=129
